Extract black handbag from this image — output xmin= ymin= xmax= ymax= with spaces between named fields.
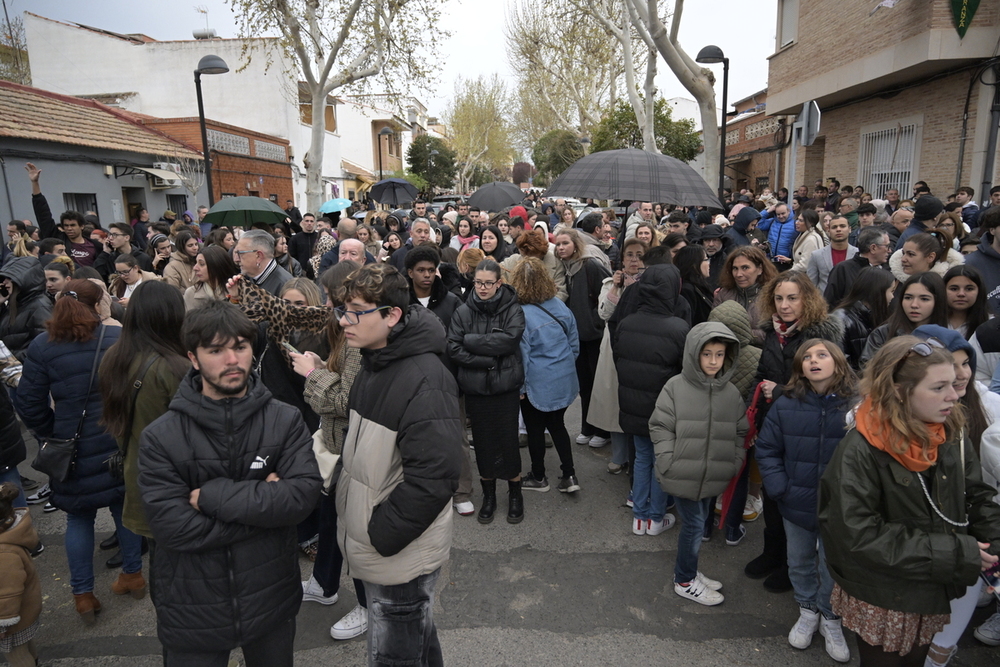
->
xmin=107 ymin=355 xmax=158 ymax=480
xmin=31 ymin=325 xmax=106 ymax=483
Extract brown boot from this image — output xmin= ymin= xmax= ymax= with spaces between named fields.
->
xmin=73 ymin=592 xmax=102 ymax=625
xmin=111 ymin=571 xmax=147 ymax=599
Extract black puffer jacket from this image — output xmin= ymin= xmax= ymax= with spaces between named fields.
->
xmin=448 ymin=284 xmax=525 ymax=397
xmin=138 ymin=371 xmax=321 ymax=653
xmin=753 ymin=314 xmax=845 ymax=405
xmin=833 ymin=303 xmax=875 ymax=370
xmin=0 ymin=257 xmax=52 ymax=360
xmin=0 ymin=389 xmax=25 ymax=477
xmin=614 ymin=265 xmax=690 ymax=436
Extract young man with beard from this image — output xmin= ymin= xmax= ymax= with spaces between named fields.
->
xmin=806 ymin=216 xmax=857 ymax=294
xmin=138 ymin=301 xmax=321 ymax=667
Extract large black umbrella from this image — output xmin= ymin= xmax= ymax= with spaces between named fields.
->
xmin=466 ymin=181 xmax=524 ymax=212
xmin=201 ymin=196 xmax=289 ymax=229
xmin=545 ymin=148 xmax=722 ymax=208
xmin=370 ymin=178 xmax=419 ymax=207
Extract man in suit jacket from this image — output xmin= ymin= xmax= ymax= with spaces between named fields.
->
xmin=806 ymin=216 xmax=856 ymax=294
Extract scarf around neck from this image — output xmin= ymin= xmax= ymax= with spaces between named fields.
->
xmin=771 ymin=315 xmax=800 ymax=346
xmin=855 ymin=396 xmax=946 ymax=472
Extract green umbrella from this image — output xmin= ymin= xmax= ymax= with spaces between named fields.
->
xmin=201 ymin=196 xmax=290 ymax=229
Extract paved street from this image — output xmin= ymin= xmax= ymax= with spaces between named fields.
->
xmin=17 ymin=399 xmax=999 ymax=666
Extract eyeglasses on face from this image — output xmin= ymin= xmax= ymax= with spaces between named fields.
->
xmin=473 ymin=280 xmax=499 ymax=289
xmin=333 ymin=305 xmax=391 ymax=325
xmin=235 ymin=249 xmax=258 ymax=257
xmin=115 ymin=267 xmax=135 ymax=276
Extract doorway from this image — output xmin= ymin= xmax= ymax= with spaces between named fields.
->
xmin=122 ymin=187 xmax=146 ymax=223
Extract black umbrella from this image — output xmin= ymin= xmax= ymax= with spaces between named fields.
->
xmin=370 ymin=178 xmax=419 ymax=207
xmin=466 ymin=182 xmax=524 ymax=212
xmin=545 ymin=148 xmax=722 ymax=208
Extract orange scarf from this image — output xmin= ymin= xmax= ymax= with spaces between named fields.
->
xmin=855 ymin=396 xmax=947 ymax=472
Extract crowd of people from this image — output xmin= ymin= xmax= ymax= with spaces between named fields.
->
xmin=1 ymin=161 xmax=1000 ymax=667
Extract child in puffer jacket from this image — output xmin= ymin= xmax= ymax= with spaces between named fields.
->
xmin=0 ymin=482 xmax=42 ymax=667
xmin=755 ymin=339 xmax=857 ymax=663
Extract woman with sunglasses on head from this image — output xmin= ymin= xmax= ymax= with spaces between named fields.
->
xmin=447 ymin=259 xmax=526 ymax=525
xmin=861 ymin=272 xmax=948 ymax=367
xmin=819 ymin=336 xmax=1000 ymax=667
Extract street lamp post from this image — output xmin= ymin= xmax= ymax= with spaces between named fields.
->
xmin=194 ymin=54 xmax=229 ymax=206
xmin=696 ymin=45 xmax=730 ymax=203
xmin=377 ymin=126 xmax=394 ymax=180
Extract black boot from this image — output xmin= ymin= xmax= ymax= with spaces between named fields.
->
xmin=507 ymin=480 xmax=524 ymax=524
xmin=99 ymin=531 xmax=119 ymax=551
xmin=477 ymin=480 xmax=496 ymax=524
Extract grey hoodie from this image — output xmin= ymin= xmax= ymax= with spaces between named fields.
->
xmin=649 ymin=322 xmax=749 ymax=500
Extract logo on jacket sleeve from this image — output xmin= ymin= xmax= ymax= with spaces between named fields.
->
xmin=250 ymin=455 xmax=270 ymax=470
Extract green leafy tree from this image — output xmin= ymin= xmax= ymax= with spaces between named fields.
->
xmin=388 ymin=169 xmax=428 ymax=193
xmin=406 ymin=135 xmax=457 ymax=194
xmin=532 ymin=130 xmax=584 ymax=181
xmin=590 ymin=98 xmax=700 ymax=160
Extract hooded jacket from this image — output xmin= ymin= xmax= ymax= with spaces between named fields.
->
xmin=613 ymin=265 xmax=690 ymax=436
xmin=0 ymin=510 xmax=41 ymax=637
xmin=338 ymin=306 xmax=462 ymax=586
xmin=0 ymin=257 xmax=52 ymax=360
xmin=707 ymin=300 xmax=762 ymax=399
xmin=726 ymin=207 xmax=759 ymax=247
xmin=14 ymin=325 xmax=123 ymax=514
xmin=138 ymin=370 xmax=321 ymax=652
xmin=960 ymin=232 xmax=1000 ymax=315
xmin=755 ymin=390 xmax=852 ymax=531
xmin=448 ymin=284 xmax=525 ymax=396
xmin=162 ymin=251 xmax=197 ymax=290
xmin=649 ymin=322 xmax=748 ymax=500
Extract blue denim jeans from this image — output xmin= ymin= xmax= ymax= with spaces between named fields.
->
xmin=65 ymin=501 xmax=143 ymax=594
xmin=0 ymin=465 xmax=26 ymax=508
xmin=784 ymin=518 xmax=834 ymax=618
xmin=631 ymin=435 xmax=666 ymax=522
xmin=674 ymin=497 xmax=713 ymax=583
xmin=610 ymin=432 xmax=629 ymax=466
xmin=364 ymin=568 xmax=443 ymax=667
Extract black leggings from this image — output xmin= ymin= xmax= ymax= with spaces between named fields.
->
xmin=575 ymin=338 xmax=609 ymax=439
xmin=521 ymin=398 xmax=574 ymax=479
xmin=856 ymin=638 xmax=930 ymax=667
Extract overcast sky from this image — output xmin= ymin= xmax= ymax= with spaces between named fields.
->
xmin=19 ymin=0 xmax=775 ymax=119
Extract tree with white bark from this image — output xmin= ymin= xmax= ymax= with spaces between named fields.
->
xmin=229 ymin=0 xmax=443 ymax=211
xmin=445 ymin=75 xmax=514 ymax=193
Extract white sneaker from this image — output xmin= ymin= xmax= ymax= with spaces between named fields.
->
xmin=453 ymin=500 xmax=475 ymax=516
xmin=819 ymin=616 xmax=851 ymax=662
xmin=632 ymin=518 xmax=646 ymax=535
xmin=674 ymin=578 xmax=724 ymax=606
xmin=588 ymin=436 xmax=609 ymax=448
xmin=974 ymin=611 xmax=1000 ymax=646
xmin=696 ymin=571 xmax=722 ymax=591
xmin=645 ymin=514 xmax=675 ymax=536
xmin=331 ymin=604 xmax=368 ymax=640
xmin=302 ymin=576 xmax=338 ymax=605
xmin=575 ymin=433 xmax=591 ymax=445
xmin=743 ymin=494 xmax=763 ymax=521
xmin=788 ymin=607 xmax=820 ymax=649
xmin=977 ymin=585 xmax=994 ymax=607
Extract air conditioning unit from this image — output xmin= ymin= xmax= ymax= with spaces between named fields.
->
xmin=151 ymin=162 xmax=182 ymax=189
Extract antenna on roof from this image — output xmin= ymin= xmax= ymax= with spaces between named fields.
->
xmin=193 ymin=5 xmax=217 ymax=39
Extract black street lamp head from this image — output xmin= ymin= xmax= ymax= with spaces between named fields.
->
xmin=196 ymin=54 xmax=229 ymax=75
xmin=379 ymin=126 xmax=395 ymax=137
xmin=696 ymin=45 xmax=726 ymax=64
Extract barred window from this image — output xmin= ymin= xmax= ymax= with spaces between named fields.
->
xmin=858 ymin=118 xmax=919 ymax=198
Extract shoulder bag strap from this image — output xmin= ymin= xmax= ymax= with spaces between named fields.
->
xmin=530 ymin=303 xmax=570 ymax=339
xmin=72 ymin=324 xmax=107 ymax=439
xmin=120 ymin=355 xmax=160 ymax=458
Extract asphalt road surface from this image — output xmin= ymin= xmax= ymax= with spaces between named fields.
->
xmin=17 ymin=399 xmax=999 ymax=666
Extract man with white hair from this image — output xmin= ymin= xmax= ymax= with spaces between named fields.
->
xmin=338 ymin=238 xmax=367 ymax=265
xmin=234 ymin=229 xmax=293 ymax=295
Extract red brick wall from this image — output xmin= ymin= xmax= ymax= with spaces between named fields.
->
xmin=213 ymin=153 xmax=293 ymax=202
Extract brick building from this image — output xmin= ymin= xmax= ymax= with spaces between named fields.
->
xmin=722 ymin=90 xmax=786 ymax=195
xmin=135 ymin=117 xmax=293 ymax=207
xmin=767 ymin=0 xmax=1000 ymax=203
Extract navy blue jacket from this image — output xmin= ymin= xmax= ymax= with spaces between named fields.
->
xmin=755 ymin=391 xmax=851 ymax=531
xmin=14 ymin=325 xmax=124 ymax=514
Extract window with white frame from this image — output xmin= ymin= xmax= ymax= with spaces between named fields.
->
xmin=858 ymin=117 xmax=921 ymax=199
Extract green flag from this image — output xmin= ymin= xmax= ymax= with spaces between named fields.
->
xmin=951 ymin=0 xmax=980 ymax=39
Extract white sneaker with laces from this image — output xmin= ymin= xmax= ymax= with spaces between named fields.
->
xmin=974 ymin=611 xmax=1000 ymax=646
xmin=645 ymin=514 xmax=675 ymax=536
xmin=331 ymin=604 xmax=368 ymax=640
xmin=301 ymin=575 xmax=338 ymax=605
xmin=743 ymin=494 xmax=763 ymax=521
xmin=575 ymin=433 xmax=591 ymax=445
xmin=696 ymin=571 xmax=722 ymax=591
xmin=453 ymin=500 xmax=475 ymax=516
xmin=788 ymin=607 xmax=820 ymax=649
xmin=674 ymin=578 xmax=724 ymax=606
xmin=588 ymin=436 xmax=609 ymax=448
xmin=819 ymin=616 xmax=851 ymax=662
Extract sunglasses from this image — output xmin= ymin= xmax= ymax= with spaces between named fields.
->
xmin=893 ymin=338 xmax=945 ymax=378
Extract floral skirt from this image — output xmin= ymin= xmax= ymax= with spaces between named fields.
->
xmin=831 ymin=584 xmax=949 ymax=655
